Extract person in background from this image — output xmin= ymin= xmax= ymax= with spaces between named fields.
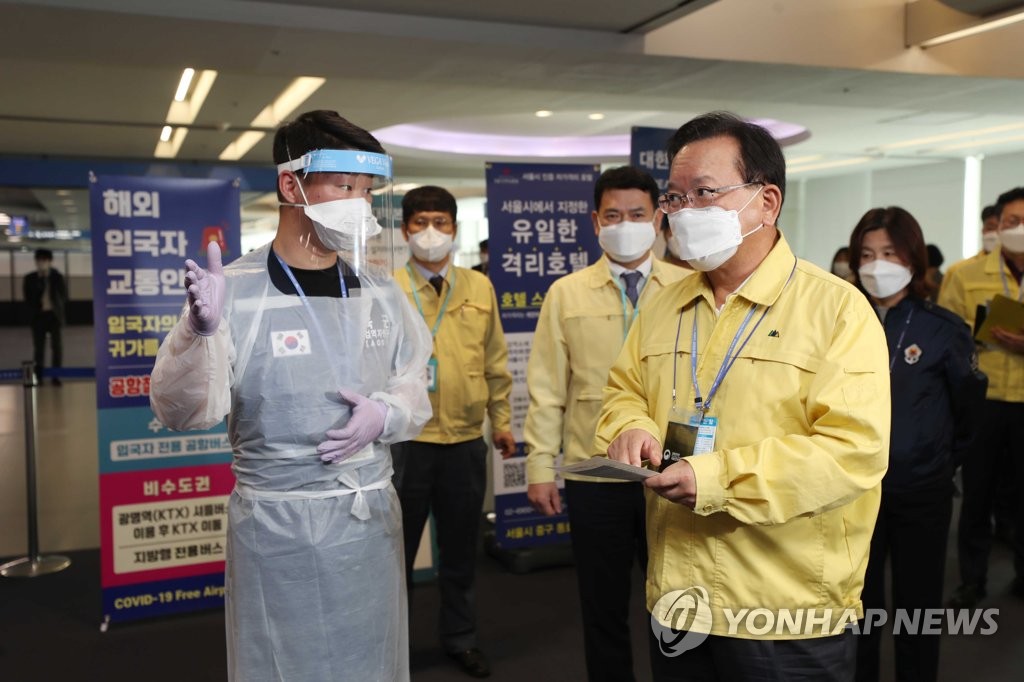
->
xmin=393 ymin=186 xmax=515 ymax=679
xmin=659 ymin=214 xmax=690 ymax=269
xmin=830 ymin=246 xmax=856 ymax=283
xmin=939 ymin=186 xmax=1024 ymax=609
xmin=471 ymin=238 xmax=489 ymax=274
xmin=849 ymin=207 xmax=985 ymax=682
xmin=942 ymin=205 xmax=1000 ymax=287
xmin=597 ymin=111 xmax=889 ymax=681
xmin=925 ymin=243 xmax=944 ymax=302
xmin=525 ymin=166 xmax=688 ymax=681
xmin=23 ymin=248 xmax=67 ymax=386
xmin=150 ymin=110 xmax=432 ymax=682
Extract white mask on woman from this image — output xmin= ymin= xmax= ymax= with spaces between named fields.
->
xmin=858 ymin=259 xmax=912 ymax=299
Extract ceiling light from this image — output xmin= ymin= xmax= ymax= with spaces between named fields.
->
xmin=935 ymin=132 xmax=1024 ymax=152
xmin=787 ymin=157 xmax=871 ymax=173
xmin=588 ymin=113 xmax=605 ymax=121
xmin=156 ymin=68 xmax=218 ymax=159
xmin=880 ymin=122 xmax=1024 ymax=151
xmin=785 ymin=154 xmax=823 ymax=165
xmin=174 ymin=68 xmax=195 ymax=102
xmin=159 ymin=125 xmax=173 ymax=142
xmin=918 ymin=9 xmax=1024 ymax=48
xmin=219 ymin=77 xmax=326 ymax=161
xmin=56 ymin=189 xmax=71 ymax=197
xmin=535 ymin=110 xmax=553 ymax=118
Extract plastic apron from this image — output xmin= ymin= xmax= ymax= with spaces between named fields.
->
xmin=222 ymin=246 xmax=410 ymax=682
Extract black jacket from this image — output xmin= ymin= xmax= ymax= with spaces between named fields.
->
xmin=23 ymin=269 xmax=67 ymax=323
xmin=881 ymin=295 xmax=987 ymax=492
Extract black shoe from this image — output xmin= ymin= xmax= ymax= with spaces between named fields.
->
xmin=447 ymin=648 xmax=491 ymax=678
xmin=948 ymin=583 xmax=987 ymax=609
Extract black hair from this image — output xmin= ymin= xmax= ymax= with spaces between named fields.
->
xmin=273 ymin=110 xmax=386 ymax=201
xmin=849 ymin=206 xmax=930 ymax=300
xmin=402 ymin=186 xmax=457 ymax=224
xmin=982 ymin=205 xmax=999 ymax=222
xmin=34 ymin=248 xmax=53 ymax=261
xmin=478 ymin=239 xmax=488 ymax=250
xmin=666 ymin=111 xmax=786 ymax=210
xmin=996 ymin=187 xmax=1024 ymax=219
xmin=831 ymin=246 xmax=850 ymax=265
xmin=593 ymin=166 xmax=659 ymax=211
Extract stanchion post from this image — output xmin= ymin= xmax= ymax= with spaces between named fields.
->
xmin=0 ymin=361 xmax=72 ymax=578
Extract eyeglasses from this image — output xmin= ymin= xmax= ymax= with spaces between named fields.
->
xmin=657 ymin=182 xmax=762 ymax=212
xmin=1001 ymin=215 xmax=1024 ymax=229
xmin=410 ymin=216 xmax=453 ymax=230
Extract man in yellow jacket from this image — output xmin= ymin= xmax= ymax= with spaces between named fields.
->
xmin=525 ymin=166 xmax=689 ymax=681
xmin=597 ymin=112 xmax=890 ymax=680
xmin=393 ymin=185 xmax=515 ymax=679
xmin=938 ymin=186 xmax=1024 ymax=609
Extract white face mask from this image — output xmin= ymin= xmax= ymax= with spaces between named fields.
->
xmin=598 ymin=220 xmax=656 ymax=263
xmin=999 ymin=226 xmax=1024 ymax=254
xmin=666 ymin=187 xmax=763 ymax=272
xmin=290 ymin=178 xmax=382 ymax=252
xmin=831 ymin=262 xmax=853 ymax=280
xmin=409 ymin=226 xmax=453 ymax=263
xmin=982 ymin=232 xmax=999 ymax=253
xmin=858 ymin=259 xmax=912 ymax=299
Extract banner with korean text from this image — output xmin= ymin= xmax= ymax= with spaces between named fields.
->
xmin=90 ymin=175 xmax=240 ymax=625
xmin=485 ymin=163 xmax=601 ymax=549
xmin=630 ymin=126 xmax=674 ymax=193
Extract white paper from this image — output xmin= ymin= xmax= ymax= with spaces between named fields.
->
xmin=551 ymin=457 xmax=656 ymax=482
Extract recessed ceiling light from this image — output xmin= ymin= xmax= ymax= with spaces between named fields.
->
xmin=56 ymin=189 xmax=71 ymax=197
xmin=535 ymin=110 xmax=553 ymax=118
xmin=174 ymin=68 xmax=195 ymax=102
xmin=160 ymin=125 xmax=173 ymax=142
xmin=588 ymin=113 xmax=605 ymax=121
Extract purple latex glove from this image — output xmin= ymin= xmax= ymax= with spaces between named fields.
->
xmin=317 ymin=389 xmax=388 ymax=463
xmin=185 ymin=241 xmax=225 ymax=336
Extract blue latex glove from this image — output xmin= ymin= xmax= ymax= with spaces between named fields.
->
xmin=317 ymin=389 xmax=388 ymax=463
xmin=184 ymin=241 xmax=225 ymax=336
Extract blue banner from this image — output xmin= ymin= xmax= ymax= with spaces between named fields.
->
xmin=485 ymin=162 xmax=601 ymax=549
xmin=630 ymin=126 xmax=675 ymax=193
xmin=90 ymin=175 xmax=240 ymax=624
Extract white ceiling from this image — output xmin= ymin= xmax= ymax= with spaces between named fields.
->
xmin=2 ymin=0 xmax=1024 ymax=233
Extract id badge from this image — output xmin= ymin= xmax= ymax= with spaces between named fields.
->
xmin=661 ymin=409 xmax=718 ymax=472
xmin=426 ymin=357 xmax=438 ymax=393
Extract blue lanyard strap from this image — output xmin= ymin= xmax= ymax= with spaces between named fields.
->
xmin=999 ymin=254 xmax=1024 ymax=302
xmin=888 ymin=306 xmax=915 ymax=373
xmin=407 ymin=264 xmax=455 ymax=338
xmin=672 ymin=258 xmax=798 ymax=416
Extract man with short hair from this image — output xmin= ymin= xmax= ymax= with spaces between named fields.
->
xmin=23 ymin=248 xmax=67 ymax=385
xmin=597 ymin=112 xmax=890 ymax=681
xmin=151 ymin=109 xmax=432 ymax=681
xmin=525 ymin=166 xmax=688 ymax=681
xmin=472 ymin=238 xmax=489 ymax=274
xmin=393 ymin=185 xmax=514 ymax=679
xmin=939 ymin=186 xmax=1024 ymax=608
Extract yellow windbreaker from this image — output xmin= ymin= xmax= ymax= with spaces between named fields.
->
xmin=395 ymin=264 xmax=512 ymax=443
xmin=938 ymin=248 xmax=1024 ymax=402
xmin=594 ymin=234 xmax=890 ymax=638
xmin=525 ymin=256 xmax=690 ymax=484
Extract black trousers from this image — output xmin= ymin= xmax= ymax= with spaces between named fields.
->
xmin=856 ymin=481 xmax=953 ymax=682
xmin=564 ymin=479 xmax=648 ymax=682
xmin=391 ymin=437 xmax=487 ymax=653
xmin=650 ymin=628 xmax=855 ymax=681
xmin=31 ymin=312 xmax=62 ymax=379
xmin=958 ymin=400 xmax=1024 ymax=588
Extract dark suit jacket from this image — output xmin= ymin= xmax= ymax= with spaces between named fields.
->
xmin=23 ymin=269 xmax=67 ymax=323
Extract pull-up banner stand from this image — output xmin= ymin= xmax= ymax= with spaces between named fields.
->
xmin=90 ymin=175 xmax=240 ymax=626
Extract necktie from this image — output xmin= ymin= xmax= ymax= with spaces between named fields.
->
xmin=621 ymin=271 xmax=642 ymax=308
xmin=429 ymin=275 xmax=444 ymax=296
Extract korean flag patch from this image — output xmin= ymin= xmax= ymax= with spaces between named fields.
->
xmin=904 ymin=343 xmax=922 ymax=365
xmin=272 ymin=329 xmax=311 ymax=357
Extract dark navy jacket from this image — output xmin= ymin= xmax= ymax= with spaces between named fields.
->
xmin=880 ymin=295 xmax=987 ymax=492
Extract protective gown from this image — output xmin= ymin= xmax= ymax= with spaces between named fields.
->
xmin=150 ymin=243 xmax=432 ymax=681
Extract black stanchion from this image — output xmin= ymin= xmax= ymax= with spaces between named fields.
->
xmin=0 ymin=361 xmax=72 ymax=578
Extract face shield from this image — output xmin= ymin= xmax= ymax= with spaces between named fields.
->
xmin=278 ymin=149 xmax=395 ymax=277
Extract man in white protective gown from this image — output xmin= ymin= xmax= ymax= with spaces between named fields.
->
xmin=150 ymin=110 xmax=432 ymax=682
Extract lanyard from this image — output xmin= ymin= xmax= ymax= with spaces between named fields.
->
xmin=671 ymin=258 xmax=798 ymax=418
xmin=999 ymin=254 xmax=1024 ymax=302
xmin=273 ymin=252 xmax=350 ymax=374
xmin=613 ymin=274 xmax=641 ymax=339
xmin=887 ymin=306 xmax=914 ymax=373
xmin=407 ymin=264 xmax=455 ymax=338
